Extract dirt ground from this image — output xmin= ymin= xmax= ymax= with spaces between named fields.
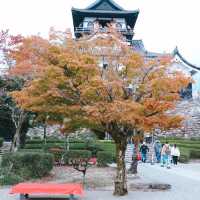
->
xmin=36 ymin=166 xmax=116 ymax=190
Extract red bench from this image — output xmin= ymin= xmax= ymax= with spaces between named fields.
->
xmin=10 ymin=183 xmax=84 ymax=200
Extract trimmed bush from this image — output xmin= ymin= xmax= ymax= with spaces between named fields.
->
xmin=97 ymin=151 xmax=113 ymax=167
xmin=25 ymin=139 xmax=44 ymax=144
xmin=24 ymin=142 xmax=87 ymax=150
xmin=26 ymin=139 xmax=85 ymax=145
xmin=48 ymin=148 xmax=65 ymax=163
xmin=0 ymin=168 xmax=24 ymax=186
xmin=24 ymin=143 xmax=43 ymax=149
xmin=0 ymin=173 xmax=24 ymax=186
xmin=2 ymin=152 xmax=54 ymax=179
xmin=85 ymin=141 xmax=102 ymax=156
xmin=179 ymin=153 xmax=190 ymax=163
xmin=23 ymin=139 xmax=116 ymax=160
xmin=70 ymin=143 xmax=87 ymax=150
xmin=63 ymin=150 xmax=92 ymax=165
xmin=190 ymin=137 xmax=200 ymax=141
xmin=190 ymin=150 xmax=200 ymax=159
xmin=19 ymin=149 xmax=44 ymax=152
xmin=98 ymin=140 xmax=114 ymax=143
xmin=0 ymin=137 xmax=4 ymax=147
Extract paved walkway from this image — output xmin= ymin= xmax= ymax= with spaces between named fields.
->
xmin=85 ymin=163 xmax=200 ymax=200
xmin=1 ymin=163 xmax=200 ymax=200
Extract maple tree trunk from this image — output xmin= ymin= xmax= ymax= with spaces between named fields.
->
xmin=129 ymin=142 xmax=138 ymax=174
xmin=114 ymin=139 xmax=128 ymax=196
xmin=10 ymin=126 xmax=21 ymax=152
xmin=43 ymin=123 xmax=47 ymax=145
xmin=10 ymin=111 xmax=27 ymax=152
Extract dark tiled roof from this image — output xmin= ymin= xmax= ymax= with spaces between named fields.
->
xmin=132 ymin=40 xmax=145 ymax=52
xmin=86 ymin=0 xmax=125 ymax=11
xmin=71 ymin=8 xmax=139 ymax=30
xmin=173 ymin=47 xmax=200 ymax=71
xmin=132 ymin=40 xmax=165 ymax=58
xmin=71 ymin=8 xmax=139 ymax=15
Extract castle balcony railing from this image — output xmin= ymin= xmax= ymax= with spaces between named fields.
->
xmin=75 ymin=27 xmax=134 ymax=36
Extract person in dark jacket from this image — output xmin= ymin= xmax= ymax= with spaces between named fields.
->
xmin=154 ymin=140 xmax=162 ymax=163
xmin=140 ymin=142 xmax=149 ymax=163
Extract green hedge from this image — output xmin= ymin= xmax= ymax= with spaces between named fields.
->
xmin=159 ymin=137 xmax=200 ymax=141
xmin=19 ymin=149 xmax=44 ymax=152
xmin=48 ymin=148 xmax=65 ymax=163
xmin=26 ymin=139 xmax=85 ymax=145
xmin=161 ymin=141 xmax=200 ymax=146
xmin=24 ymin=143 xmax=88 ymax=150
xmin=190 ymin=150 xmax=200 ymax=159
xmin=97 ymin=151 xmax=113 ymax=167
xmin=0 ymin=137 xmax=4 ymax=147
xmin=0 ymin=173 xmax=24 ymax=186
xmin=23 ymin=139 xmax=116 ymax=160
xmin=63 ymin=150 xmax=92 ymax=165
xmin=24 ymin=142 xmax=103 ymax=156
xmin=160 ymin=139 xmax=200 ymax=145
xmin=85 ymin=142 xmax=102 ymax=156
xmin=98 ymin=142 xmax=116 ymax=153
xmin=179 ymin=153 xmax=190 ymax=163
xmin=0 ymin=167 xmax=24 ymax=186
xmin=2 ymin=152 xmax=54 ymax=179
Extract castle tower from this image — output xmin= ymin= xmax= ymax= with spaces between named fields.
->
xmin=71 ymin=0 xmax=139 ymax=43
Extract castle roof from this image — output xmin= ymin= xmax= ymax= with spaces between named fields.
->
xmin=86 ymin=0 xmax=125 ymax=11
xmin=72 ymin=0 xmax=139 ymax=30
xmin=172 ymin=47 xmax=200 ymax=71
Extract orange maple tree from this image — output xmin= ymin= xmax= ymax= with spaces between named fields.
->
xmin=11 ymin=29 xmax=190 ymax=195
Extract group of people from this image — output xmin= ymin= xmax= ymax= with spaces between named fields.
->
xmin=139 ymin=141 xmax=180 ymax=168
xmin=156 ymin=141 xmax=180 ymax=168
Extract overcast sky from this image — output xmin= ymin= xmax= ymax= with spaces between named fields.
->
xmin=0 ymin=0 xmax=199 ymax=64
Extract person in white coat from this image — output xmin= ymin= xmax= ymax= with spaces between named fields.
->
xmin=171 ymin=144 xmax=180 ymax=165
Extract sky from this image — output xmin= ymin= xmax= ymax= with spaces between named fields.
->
xmin=0 ymin=0 xmax=199 ymax=65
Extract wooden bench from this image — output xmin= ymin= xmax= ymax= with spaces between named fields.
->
xmin=10 ymin=183 xmax=84 ymax=200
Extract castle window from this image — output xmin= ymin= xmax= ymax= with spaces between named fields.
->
xmin=116 ymin=22 xmax=122 ymax=29
xmin=87 ymin=22 xmax=94 ymax=29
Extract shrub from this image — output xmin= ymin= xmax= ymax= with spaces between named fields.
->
xmin=0 ymin=168 xmax=24 ymax=186
xmin=25 ymin=139 xmax=85 ymax=145
xmin=19 ymin=149 xmax=44 ymax=152
xmin=23 ymin=140 xmax=116 ymax=158
xmin=97 ymin=151 xmax=113 ymax=167
xmin=190 ymin=150 xmax=200 ymax=159
xmin=98 ymin=142 xmax=116 ymax=152
xmin=69 ymin=143 xmax=87 ymax=150
xmin=179 ymin=153 xmax=190 ymax=163
xmin=98 ymin=140 xmax=114 ymax=143
xmin=24 ymin=143 xmax=43 ymax=149
xmin=0 ymin=137 xmax=4 ymax=147
xmin=24 ymin=142 xmax=87 ymax=150
xmin=175 ymin=143 xmax=200 ymax=150
xmin=63 ymin=150 xmax=92 ymax=165
xmin=2 ymin=152 xmax=54 ymax=179
xmin=25 ymin=139 xmax=43 ymax=144
xmin=0 ymin=173 xmax=24 ymax=185
xmin=85 ymin=141 xmax=102 ymax=156
xmin=32 ymin=136 xmax=42 ymax=140
xmin=190 ymin=137 xmax=200 ymax=141
xmin=48 ymin=148 xmax=65 ymax=163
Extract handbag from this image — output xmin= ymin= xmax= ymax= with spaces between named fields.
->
xmin=136 ymin=153 xmax=141 ymax=161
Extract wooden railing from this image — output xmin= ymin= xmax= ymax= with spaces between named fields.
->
xmin=75 ymin=27 xmax=134 ymax=35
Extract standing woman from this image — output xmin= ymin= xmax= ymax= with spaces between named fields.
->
xmin=171 ymin=144 xmax=180 ymax=165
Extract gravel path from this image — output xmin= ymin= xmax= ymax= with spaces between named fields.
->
xmin=1 ymin=163 xmax=200 ymax=200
